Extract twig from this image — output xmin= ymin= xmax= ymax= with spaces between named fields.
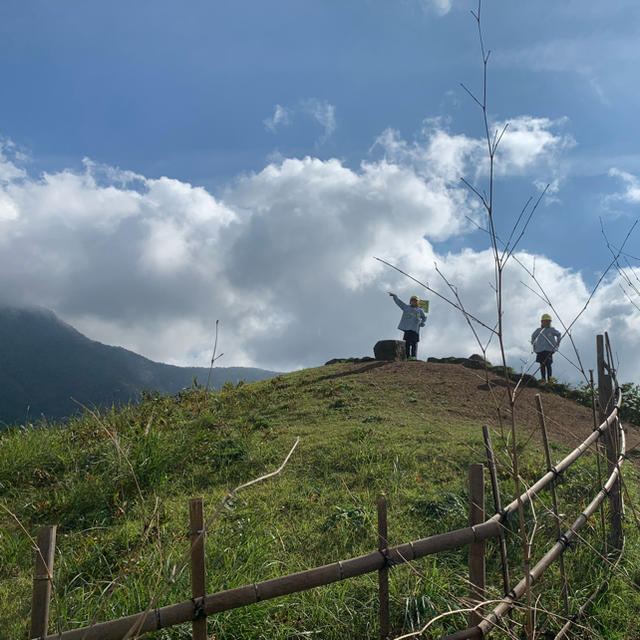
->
xmin=204 ymin=319 xmax=220 ymax=395
xmin=121 ymin=437 xmax=300 ymax=639
xmin=374 ymin=256 xmax=497 ymax=335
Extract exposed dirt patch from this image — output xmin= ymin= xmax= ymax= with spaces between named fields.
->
xmin=322 ymin=359 xmax=638 ymax=454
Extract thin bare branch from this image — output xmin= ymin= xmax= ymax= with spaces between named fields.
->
xmin=461 ymin=176 xmax=490 ymax=210
xmin=121 ymin=438 xmax=300 ymax=640
xmin=460 ymin=82 xmax=483 ymax=109
xmin=204 ymin=319 xmax=220 ymax=395
xmin=492 ymin=122 xmax=509 ymax=155
xmin=374 ymin=256 xmax=498 ymax=335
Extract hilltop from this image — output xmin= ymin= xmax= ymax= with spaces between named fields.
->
xmin=1 ymin=359 xmax=639 ymax=639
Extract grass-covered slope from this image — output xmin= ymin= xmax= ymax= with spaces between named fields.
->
xmin=1 ymin=360 xmax=639 ymax=639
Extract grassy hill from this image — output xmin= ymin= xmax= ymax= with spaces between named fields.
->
xmin=1 ymin=360 xmax=639 ymax=639
xmin=0 ymin=306 xmax=279 ymax=426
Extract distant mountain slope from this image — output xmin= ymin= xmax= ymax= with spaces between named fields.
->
xmin=0 ymin=306 xmax=279 ymax=426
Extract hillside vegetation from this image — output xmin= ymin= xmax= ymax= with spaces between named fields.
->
xmin=2 ymin=360 xmax=640 ymax=639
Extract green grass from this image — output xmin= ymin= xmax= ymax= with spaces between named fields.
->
xmin=1 ymin=363 xmax=639 ymax=639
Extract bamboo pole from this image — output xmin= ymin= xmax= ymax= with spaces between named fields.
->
xmin=605 ymin=332 xmax=626 ymax=525
xmin=535 ymin=394 xmax=569 ymax=616
xmin=482 ymin=425 xmax=510 ymax=595
xmin=377 ymin=493 xmax=389 ymax=640
xmin=189 ymin=498 xmax=207 ymax=640
xmin=597 ymin=334 xmax=623 ymax=551
xmin=30 ymin=525 xmax=57 ymax=640
xmin=589 ymin=368 xmax=608 ymax=556
xmin=604 ymin=332 xmax=620 ymax=458
xmin=468 ymin=464 xmax=485 ymax=627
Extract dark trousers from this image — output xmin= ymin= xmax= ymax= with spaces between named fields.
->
xmin=403 ymin=330 xmax=419 ymax=358
xmin=536 ymin=350 xmax=553 ymax=381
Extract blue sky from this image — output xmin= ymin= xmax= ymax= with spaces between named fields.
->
xmin=1 ymin=1 xmax=640 ymax=382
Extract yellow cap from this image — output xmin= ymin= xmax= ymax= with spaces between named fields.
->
xmin=541 ymin=314 xmax=552 ymax=321
xmin=410 ymin=295 xmax=419 ymax=301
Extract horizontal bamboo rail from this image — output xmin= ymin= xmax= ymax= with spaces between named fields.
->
xmin=442 ymin=409 xmax=626 ymax=639
xmin=43 ymin=521 xmax=502 ymax=640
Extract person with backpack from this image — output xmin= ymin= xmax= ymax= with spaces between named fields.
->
xmin=388 ymin=292 xmax=427 ymax=360
xmin=531 ymin=313 xmax=562 ymax=382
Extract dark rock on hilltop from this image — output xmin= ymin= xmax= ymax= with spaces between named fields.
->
xmin=427 ymin=354 xmax=539 ymax=386
xmin=325 ymin=357 xmax=376 ymax=365
xmin=373 ymin=340 xmax=406 ymax=361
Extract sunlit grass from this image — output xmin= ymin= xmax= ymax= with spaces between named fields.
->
xmin=1 ymin=364 xmax=639 ymax=638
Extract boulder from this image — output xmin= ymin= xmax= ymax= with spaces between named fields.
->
xmin=374 ymin=340 xmax=406 ymax=361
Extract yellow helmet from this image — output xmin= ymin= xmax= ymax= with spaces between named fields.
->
xmin=541 ymin=313 xmax=552 ymax=321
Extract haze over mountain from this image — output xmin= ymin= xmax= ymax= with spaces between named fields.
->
xmin=0 ymin=306 xmax=279 ymax=426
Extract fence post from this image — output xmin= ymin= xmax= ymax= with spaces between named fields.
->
xmin=30 ymin=525 xmax=57 ymax=640
xmin=482 ymin=426 xmax=510 ymax=596
xmin=604 ymin=332 xmax=621 ymax=457
xmin=597 ymin=334 xmax=623 ymax=551
xmin=590 ymin=368 xmax=608 ymax=556
xmin=468 ymin=463 xmax=485 ymax=627
xmin=535 ymin=394 xmax=569 ymax=615
xmin=377 ymin=493 xmax=390 ymax=640
xmin=189 ymin=498 xmax=207 ymax=640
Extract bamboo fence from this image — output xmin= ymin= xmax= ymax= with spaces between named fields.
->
xmin=29 ymin=333 xmax=626 ymax=640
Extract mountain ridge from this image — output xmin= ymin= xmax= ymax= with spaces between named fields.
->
xmin=0 ymin=306 xmax=279 ymax=426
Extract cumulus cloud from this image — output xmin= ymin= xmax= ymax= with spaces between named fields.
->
xmin=1 ymin=123 xmax=638 ymax=382
xmin=492 ymin=116 xmax=575 ymax=175
xmin=373 ymin=116 xmax=573 ymax=185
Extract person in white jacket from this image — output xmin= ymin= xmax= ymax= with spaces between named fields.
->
xmin=388 ymin=293 xmax=427 ymax=360
xmin=531 ymin=313 xmax=562 ymax=382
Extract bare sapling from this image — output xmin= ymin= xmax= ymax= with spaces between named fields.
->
xmin=379 ymin=1 xmax=633 ymax=637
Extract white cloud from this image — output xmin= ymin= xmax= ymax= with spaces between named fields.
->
xmin=0 ymin=139 xmax=28 ymax=184
xmin=608 ymin=168 xmax=640 ymax=204
xmin=492 ymin=116 xmax=575 ymax=175
xmin=432 ymin=0 xmax=453 ymax=16
xmin=263 ymin=99 xmax=337 ymax=144
xmin=301 ymin=99 xmax=336 ymax=142
xmin=418 ymin=0 xmax=453 ymax=16
xmin=496 ymin=31 xmax=640 ymax=105
xmin=264 ymin=104 xmax=292 ymax=133
xmin=0 ymin=190 xmax=19 ymax=221
xmin=373 ymin=117 xmax=573 ymax=186
xmin=1 ymin=125 xmax=638 ymax=383
xmin=373 ymin=125 xmax=482 ymax=183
